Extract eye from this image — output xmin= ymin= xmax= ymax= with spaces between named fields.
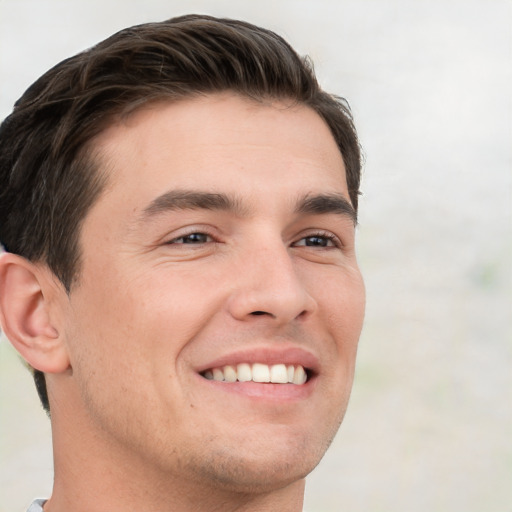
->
xmin=168 ymin=232 xmax=212 ymax=244
xmin=293 ymin=234 xmax=338 ymax=248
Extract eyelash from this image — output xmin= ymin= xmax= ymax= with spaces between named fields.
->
xmin=166 ymin=230 xmax=215 ymax=245
xmin=293 ymin=231 xmax=342 ymax=249
xmin=166 ymin=230 xmax=341 ymax=248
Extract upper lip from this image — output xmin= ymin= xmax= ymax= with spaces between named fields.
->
xmin=195 ymin=346 xmax=320 ymax=375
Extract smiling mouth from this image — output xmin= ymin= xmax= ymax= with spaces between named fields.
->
xmin=201 ymin=363 xmax=309 ymax=385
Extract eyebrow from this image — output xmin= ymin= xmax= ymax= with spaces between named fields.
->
xmin=140 ymin=190 xmax=247 ymax=219
xmin=139 ymin=189 xmax=357 ymax=225
xmin=296 ymin=193 xmax=357 ymax=225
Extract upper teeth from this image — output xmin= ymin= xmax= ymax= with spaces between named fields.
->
xmin=202 ymin=363 xmax=307 ymax=385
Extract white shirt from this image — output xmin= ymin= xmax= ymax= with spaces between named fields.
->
xmin=27 ymin=499 xmax=46 ymax=512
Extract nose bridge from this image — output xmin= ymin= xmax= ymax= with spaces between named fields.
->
xmin=228 ymin=230 xmax=316 ymax=323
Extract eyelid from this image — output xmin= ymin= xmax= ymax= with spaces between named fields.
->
xmin=164 ymin=225 xmax=219 ymax=245
xmin=293 ymin=230 xmax=343 ymax=248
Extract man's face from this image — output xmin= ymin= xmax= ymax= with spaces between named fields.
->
xmin=58 ymin=94 xmax=365 ymax=492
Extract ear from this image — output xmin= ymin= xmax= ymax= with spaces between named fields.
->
xmin=0 ymin=252 xmax=70 ymax=373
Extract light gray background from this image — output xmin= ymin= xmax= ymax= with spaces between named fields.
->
xmin=0 ymin=1 xmax=511 ymax=511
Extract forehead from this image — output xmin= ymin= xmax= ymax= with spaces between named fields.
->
xmin=88 ymin=93 xmax=349 ymax=220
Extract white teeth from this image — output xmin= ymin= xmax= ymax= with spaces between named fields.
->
xmin=270 ymin=364 xmax=288 ymax=384
xmin=287 ymin=365 xmax=295 ymax=382
xmin=204 ymin=363 xmax=308 ymax=385
xmin=213 ymin=368 xmax=224 ymax=381
xmin=224 ymin=365 xmax=237 ymax=382
xmin=252 ymin=363 xmax=270 ymax=382
xmin=293 ymin=365 xmax=307 ymax=385
xmin=236 ymin=363 xmax=252 ymax=382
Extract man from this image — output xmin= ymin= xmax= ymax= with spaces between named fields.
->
xmin=0 ymin=14 xmax=365 ymax=512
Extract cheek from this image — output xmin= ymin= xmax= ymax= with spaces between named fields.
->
xmin=62 ymin=284 xmax=189 ymax=446
xmin=314 ymin=264 xmax=365 ymax=335
xmin=133 ymin=271 xmax=224 ymax=350
xmin=67 ymin=256 xmax=225 ymax=368
xmin=63 ymin=272 xmax=158 ymax=416
xmin=314 ymin=266 xmax=365 ymax=390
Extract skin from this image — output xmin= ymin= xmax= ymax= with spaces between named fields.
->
xmin=5 ymin=93 xmax=365 ymax=511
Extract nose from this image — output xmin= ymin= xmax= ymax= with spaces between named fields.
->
xmin=227 ymin=237 xmax=318 ymax=325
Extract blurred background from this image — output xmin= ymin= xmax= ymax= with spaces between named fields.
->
xmin=0 ymin=1 xmax=510 ymax=511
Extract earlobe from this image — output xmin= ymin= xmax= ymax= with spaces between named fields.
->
xmin=0 ymin=252 xmax=70 ymax=374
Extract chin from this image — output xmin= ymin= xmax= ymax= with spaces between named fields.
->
xmin=195 ymin=454 xmax=312 ymax=495
xmin=183 ymin=429 xmax=333 ymax=495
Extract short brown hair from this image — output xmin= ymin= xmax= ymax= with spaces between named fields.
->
xmin=0 ymin=14 xmax=362 ymax=413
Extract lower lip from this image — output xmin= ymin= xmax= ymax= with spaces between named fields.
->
xmin=196 ymin=374 xmax=316 ymax=401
